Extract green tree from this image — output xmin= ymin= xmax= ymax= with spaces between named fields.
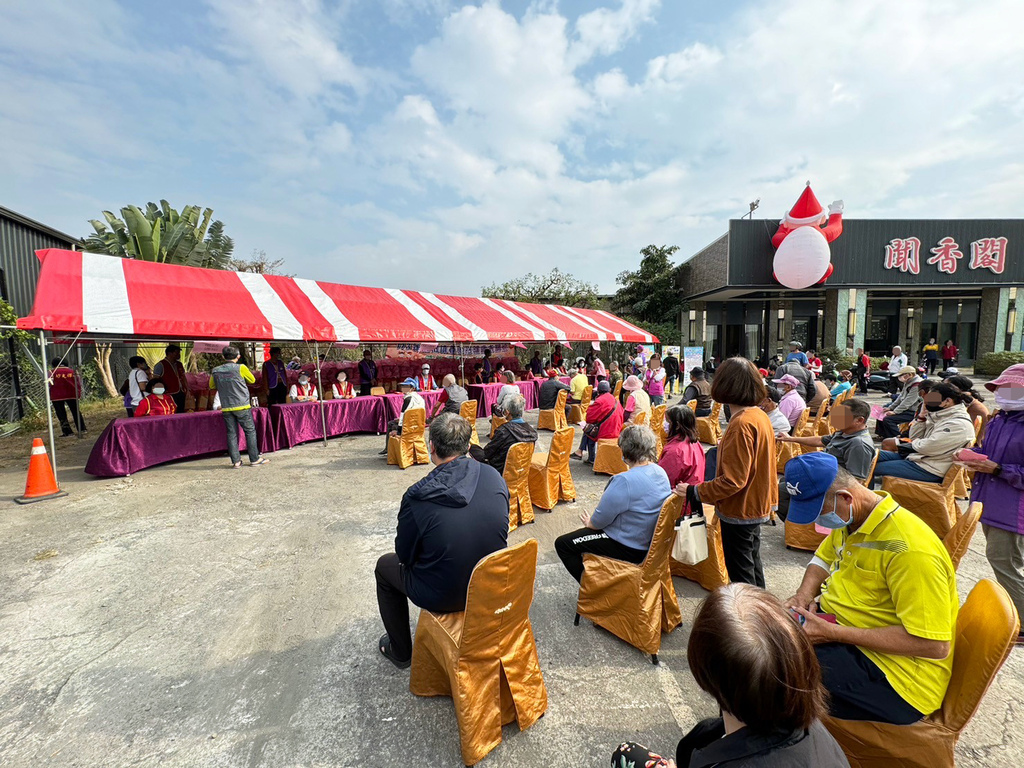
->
xmin=482 ymin=268 xmax=598 ymax=307
xmin=611 ymin=244 xmax=684 ymax=346
xmin=81 ymin=200 xmax=234 ymax=270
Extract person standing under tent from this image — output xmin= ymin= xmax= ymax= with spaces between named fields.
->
xmin=152 ymin=344 xmax=188 ymax=413
xmin=592 ymin=353 xmax=607 ymax=381
xmin=287 ymin=356 xmax=302 ymax=371
xmin=358 ymin=349 xmax=378 ymax=397
xmin=551 ymin=345 xmax=564 ymax=372
xmin=529 ymin=350 xmax=543 ymax=378
xmin=662 ymin=349 xmax=680 ymax=394
xmin=209 ymin=345 xmax=268 ymax=468
xmin=125 ymin=356 xmax=150 ymax=417
xmin=416 ymin=363 xmax=437 ymax=392
xmin=49 ymin=358 xmax=86 ymax=435
xmin=261 ymin=347 xmax=289 ymax=405
xmin=481 ymin=349 xmax=494 ymax=383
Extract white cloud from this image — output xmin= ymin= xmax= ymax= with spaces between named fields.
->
xmin=571 ymin=0 xmax=661 ymax=64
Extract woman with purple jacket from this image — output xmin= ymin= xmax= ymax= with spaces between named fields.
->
xmin=961 ymin=363 xmax=1024 ymax=644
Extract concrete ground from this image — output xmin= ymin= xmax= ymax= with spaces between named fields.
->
xmin=0 ymin=390 xmax=1020 ymax=767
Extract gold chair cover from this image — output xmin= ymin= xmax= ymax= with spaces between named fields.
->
xmin=387 ymin=408 xmax=429 ymax=469
xmin=527 ymin=427 xmax=576 ymax=510
xmin=943 ymin=501 xmax=983 ymax=570
xmin=695 ymin=402 xmax=722 ymax=445
xmin=460 ymin=400 xmax=481 ymax=446
xmin=823 ymin=579 xmax=1020 ymax=768
xmin=567 ymin=385 xmax=594 ymax=424
xmin=537 ymin=389 xmax=568 ymax=432
xmin=503 ymin=442 xmax=535 ymax=531
xmin=881 ymin=465 xmax=962 ymax=538
xmin=593 ymin=438 xmax=627 ymax=476
xmin=410 ymin=539 xmax=548 ymax=766
xmin=576 ymin=495 xmax=684 ymax=659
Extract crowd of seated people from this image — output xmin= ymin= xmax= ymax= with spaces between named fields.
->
xmin=362 ymin=348 xmax=1020 ymax=767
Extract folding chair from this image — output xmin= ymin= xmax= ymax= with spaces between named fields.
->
xmin=574 ymin=494 xmax=683 ymax=664
xmin=387 ymin=408 xmax=429 ymax=469
xmin=528 ymin=427 xmax=576 ymax=509
xmin=567 ymin=385 xmax=593 ymax=425
xmin=410 ymin=540 xmax=547 ymax=766
xmin=503 ymin=442 xmax=535 ymax=531
xmin=943 ymin=501 xmax=983 ymax=570
xmin=537 ymin=389 xmax=568 ymax=432
xmin=823 ymin=579 xmax=1019 ymax=768
xmin=460 ymin=399 xmax=481 ymax=446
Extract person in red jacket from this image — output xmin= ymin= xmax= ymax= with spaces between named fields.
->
xmin=941 ymin=340 xmax=958 ymax=370
xmin=49 ymin=358 xmax=86 ymax=436
xmin=571 ymin=380 xmax=623 ymax=463
xmin=134 ymin=378 xmax=177 ymax=417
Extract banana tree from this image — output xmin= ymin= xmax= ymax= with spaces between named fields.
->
xmin=82 ymin=200 xmax=233 ymax=269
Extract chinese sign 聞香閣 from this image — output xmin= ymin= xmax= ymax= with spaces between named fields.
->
xmin=884 ymin=236 xmax=1007 ymax=276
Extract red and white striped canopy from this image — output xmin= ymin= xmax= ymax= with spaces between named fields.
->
xmin=19 ymin=249 xmax=657 ymax=344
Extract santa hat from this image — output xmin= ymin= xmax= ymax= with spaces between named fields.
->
xmin=783 ymin=182 xmax=826 ymax=226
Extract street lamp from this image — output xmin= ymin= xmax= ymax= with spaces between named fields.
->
xmin=744 ymin=199 xmax=760 ymax=219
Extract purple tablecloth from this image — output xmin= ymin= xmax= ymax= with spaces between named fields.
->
xmin=466 ymin=382 xmax=539 ymax=416
xmin=270 ymin=397 xmax=385 ymax=448
xmin=85 ymin=408 xmax=275 ymax=477
xmin=380 ymin=391 xmax=446 ymax=422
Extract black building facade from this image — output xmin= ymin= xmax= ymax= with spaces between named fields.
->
xmin=678 ymin=218 xmax=1024 ymax=365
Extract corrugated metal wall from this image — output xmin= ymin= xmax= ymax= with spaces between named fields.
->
xmin=0 ymin=211 xmax=77 ymax=316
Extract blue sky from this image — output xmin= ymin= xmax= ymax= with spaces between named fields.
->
xmin=2 ymin=0 xmax=1022 ymax=294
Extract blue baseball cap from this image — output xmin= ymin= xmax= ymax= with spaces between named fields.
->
xmin=784 ymin=453 xmax=840 ymax=525
xmin=400 ymin=377 xmax=419 ymax=391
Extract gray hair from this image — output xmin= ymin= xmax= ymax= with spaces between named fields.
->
xmin=429 ymin=412 xmax=471 ymax=459
xmin=827 ymin=466 xmax=860 ymax=496
xmin=618 ymin=424 xmax=658 ymax=464
xmin=222 ymin=345 xmax=240 ymax=360
xmin=441 ymin=373 xmax=456 ymax=387
xmin=503 ymin=394 xmax=525 ymax=419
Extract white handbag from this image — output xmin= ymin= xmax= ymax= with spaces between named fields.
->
xmin=672 ymin=512 xmax=709 ymax=565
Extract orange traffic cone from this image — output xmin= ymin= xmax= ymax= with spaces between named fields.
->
xmin=15 ymin=438 xmax=67 ymax=504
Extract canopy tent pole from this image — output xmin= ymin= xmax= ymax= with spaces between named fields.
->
xmin=38 ymin=331 xmax=58 ymax=477
xmin=458 ymin=342 xmax=465 ymax=387
xmin=313 ymin=339 xmax=328 ymax=447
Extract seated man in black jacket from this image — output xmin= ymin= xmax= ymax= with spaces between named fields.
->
xmin=374 ymin=412 xmax=510 ymax=668
xmin=469 ymin=394 xmax=537 ymax=471
xmin=538 ymin=367 xmax=570 ymax=410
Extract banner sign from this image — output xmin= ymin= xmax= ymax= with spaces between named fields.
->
xmin=682 ymin=347 xmax=705 ymax=387
xmin=884 ymin=235 xmax=1008 ymax=276
xmin=385 ymin=343 xmax=512 ymax=359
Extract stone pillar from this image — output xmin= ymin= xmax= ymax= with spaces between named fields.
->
xmin=688 ymin=302 xmax=706 ymax=349
xmin=977 ymin=287 xmax=1010 ymax=356
xmin=852 ymin=289 xmax=867 ymax=353
xmin=1010 ymin=288 xmax=1024 ymax=353
xmin=769 ymin=299 xmax=793 ymax=359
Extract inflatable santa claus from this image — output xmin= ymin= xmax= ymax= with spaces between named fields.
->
xmin=771 ymin=182 xmax=844 ymax=290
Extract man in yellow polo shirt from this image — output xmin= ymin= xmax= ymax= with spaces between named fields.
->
xmin=567 ymin=362 xmax=590 ymax=422
xmin=783 ymin=452 xmax=958 ymax=723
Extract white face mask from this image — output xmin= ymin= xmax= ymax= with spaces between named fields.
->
xmin=299 ymin=377 xmax=309 ymax=385
xmin=152 ymin=387 xmax=166 ymax=395
xmin=995 ymin=387 xmax=1024 ymax=411
xmin=663 ymin=419 xmax=671 ymax=434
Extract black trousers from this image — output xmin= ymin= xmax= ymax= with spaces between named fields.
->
xmin=53 ymin=399 xmax=85 ymax=434
xmin=856 ymin=372 xmax=869 ymax=394
xmin=720 ymin=521 xmax=765 ymax=587
xmin=554 ymin=527 xmax=647 ymax=583
xmin=375 ymin=553 xmax=413 ymax=661
xmin=171 ymin=392 xmax=186 ymax=413
xmin=268 ymin=383 xmax=288 ymax=405
xmin=360 ymin=382 xmax=373 ymax=397
xmin=926 ymin=359 xmax=937 ymax=375
xmin=875 ymin=410 xmax=914 ymax=439
xmin=384 ymin=418 xmax=402 ymax=451
xmin=816 ymin=642 xmax=924 ymax=724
